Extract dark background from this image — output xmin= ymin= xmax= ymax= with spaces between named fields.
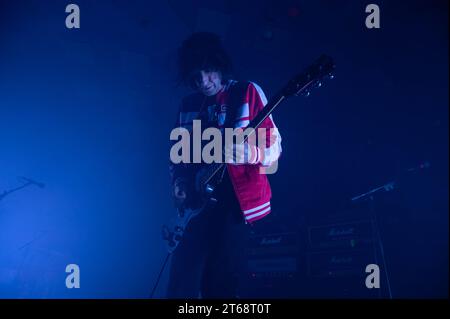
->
xmin=0 ymin=0 xmax=447 ymax=298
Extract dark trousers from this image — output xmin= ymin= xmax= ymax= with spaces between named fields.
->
xmin=166 ymin=180 xmax=249 ymax=299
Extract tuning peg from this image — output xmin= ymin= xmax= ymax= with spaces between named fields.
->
xmin=328 ymin=73 xmax=334 ymax=80
xmin=315 ymin=81 xmax=322 ymax=88
xmin=302 ymin=90 xmax=311 ymax=97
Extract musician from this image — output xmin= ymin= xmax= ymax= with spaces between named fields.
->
xmin=166 ymin=32 xmax=282 ymax=298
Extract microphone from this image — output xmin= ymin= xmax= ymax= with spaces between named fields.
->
xmin=18 ymin=176 xmax=45 ymax=188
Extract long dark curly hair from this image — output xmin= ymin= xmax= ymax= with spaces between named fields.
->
xmin=177 ymin=32 xmax=233 ymax=88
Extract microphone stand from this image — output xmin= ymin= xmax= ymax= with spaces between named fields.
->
xmin=351 ymin=181 xmax=394 ymax=299
xmin=350 ymin=162 xmax=430 ymax=299
xmin=0 ymin=182 xmax=36 ymax=202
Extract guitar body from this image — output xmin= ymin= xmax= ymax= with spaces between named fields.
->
xmin=163 ymin=166 xmax=221 ymax=252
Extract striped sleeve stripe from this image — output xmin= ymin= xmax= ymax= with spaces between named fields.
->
xmin=248 ymin=145 xmax=260 ymax=164
xmin=245 ymin=206 xmax=271 ymax=222
xmin=251 ymin=145 xmax=258 ymax=164
xmin=260 ymin=127 xmax=282 ymax=166
xmin=243 ymin=201 xmax=270 ymax=215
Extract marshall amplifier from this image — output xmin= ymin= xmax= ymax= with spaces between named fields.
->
xmin=305 ymin=248 xmax=381 ymax=298
xmin=247 ymin=257 xmax=297 ymax=277
xmin=248 ymin=232 xmax=299 ymax=256
xmin=240 ymin=232 xmax=301 ymax=298
xmin=305 ymin=219 xmax=380 ymax=298
xmin=246 ymin=232 xmax=299 ymax=276
xmin=307 ymin=249 xmax=375 ymax=278
xmin=308 ymin=220 xmax=375 ymax=251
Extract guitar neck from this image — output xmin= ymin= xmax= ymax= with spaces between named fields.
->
xmin=241 ymin=92 xmax=286 ymax=143
xmin=202 ymin=92 xmax=287 ymax=186
xmin=201 ymin=54 xmax=336 ymax=187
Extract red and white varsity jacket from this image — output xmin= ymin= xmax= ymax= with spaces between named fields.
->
xmin=170 ymin=80 xmax=282 ymax=223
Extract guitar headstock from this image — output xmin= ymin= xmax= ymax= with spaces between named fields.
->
xmin=283 ymin=54 xmax=335 ymax=98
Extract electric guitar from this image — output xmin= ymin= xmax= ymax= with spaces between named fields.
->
xmin=163 ymin=54 xmax=335 ymax=253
